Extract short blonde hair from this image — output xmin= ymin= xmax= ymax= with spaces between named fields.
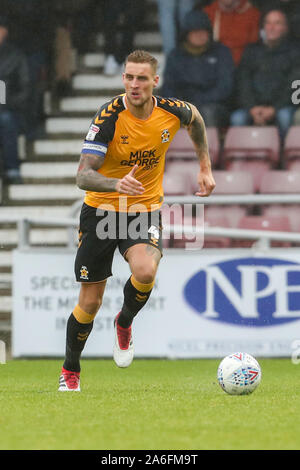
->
xmin=125 ymin=50 xmax=158 ymax=74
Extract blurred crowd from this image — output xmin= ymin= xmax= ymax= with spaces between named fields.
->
xmin=0 ymin=0 xmax=300 ymax=183
xmin=160 ymin=0 xmax=300 ymax=139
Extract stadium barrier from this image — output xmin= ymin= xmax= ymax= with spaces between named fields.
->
xmin=1 ymin=193 xmax=299 ymax=249
xmin=4 ymin=194 xmax=300 ymax=359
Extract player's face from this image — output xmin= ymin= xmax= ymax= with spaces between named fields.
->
xmin=123 ymin=62 xmax=159 ymax=108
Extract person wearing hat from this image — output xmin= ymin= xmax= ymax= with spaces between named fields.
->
xmin=161 ymin=9 xmax=235 ymax=128
xmin=0 ymin=16 xmax=30 ymax=184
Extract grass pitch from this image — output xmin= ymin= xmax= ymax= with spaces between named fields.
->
xmin=0 ymin=358 xmax=299 ymax=450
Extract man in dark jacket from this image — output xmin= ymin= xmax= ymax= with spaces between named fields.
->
xmin=230 ymin=8 xmax=299 ymax=139
xmin=254 ymin=0 xmax=300 ymax=43
xmin=0 ymin=16 xmax=30 ymax=183
xmin=161 ymin=9 xmax=235 ymax=127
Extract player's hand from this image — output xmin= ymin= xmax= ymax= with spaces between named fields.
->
xmin=115 ymin=164 xmax=145 ymax=196
xmin=195 ymin=170 xmax=215 ymax=197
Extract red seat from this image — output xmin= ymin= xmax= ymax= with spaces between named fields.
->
xmin=205 ymin=205 xmax=246 ymax=228
xmin=233 ymin=215 xmax=291 ymax=247
xmin=213 ymin=170 xmax=254 ymax=194
xmin=289 ymin=219 xmax=300 ymax=246
xmin=171 ymin=213 xmax=232 ymax=249
xmin=283 ymin=126 xmax=300 ymax=168
xmin=260 ymin=170 xmax=300 ymax=193
xmin=223 ymin=126 xmax=280 ymax=162
xmin=163 ymin=172 xmax=190 ymax=195
xmin=225 ymin=159 xmax=271 ymax=191
xmin=238 ymin=215 xmax=290 ymax=231
xmin=161 ymin=204 xmax=188 ymax=248
xmin=166 ymin=128 xmax=197 ymax=160
xmin=259 ymin=171 xmax=300 ymax=231
xmin=172 ymin=215 xmax=204 ymax=249
xmin=161 ymin=205 xmax=204 ymax=249
xmin=165 ymin=160 xmax=201 ymax=194
xmin=287 ymin=159 xmax=300 ymax=172
xmin=261 ymin=205 xmax=300 ymax=232
xmin=166 ymin=127 xmax=220 ymax=166
xmin=205 ymin=171 xmax=254 ymax=227
xmin=223 ymin=127 xmax=280 ymax=191
xmin=203 ymin=214 xmax=232 ymax=248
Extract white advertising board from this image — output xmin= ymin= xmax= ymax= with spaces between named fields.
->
xmin=12 ymin=248 xmax=300 ymax=358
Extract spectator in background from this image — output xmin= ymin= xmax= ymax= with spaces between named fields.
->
xmin=253 ymin=0 xmax=300 ymax=44
xmin=161 ymin=10 xmax=234 ymax=127
xmin=230 ymin=9 xmax=299 ymax=141
xmin=3 ymin=0 xmax=52 ymax=140
xmin=200 ymin=0 xmax=261 ymax=65
xmin=102 ymin=0 xmax=144 ymax=76
xmin=0 ymin=16 xmax=30 ymax=184
xmin=156 ymin=0 xmax=197 ymax=57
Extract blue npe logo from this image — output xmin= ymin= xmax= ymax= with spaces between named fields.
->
xmin=183 ymin=257 xmax=300 ymax=327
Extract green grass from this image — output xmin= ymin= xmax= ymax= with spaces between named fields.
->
xmin=0 ymin=358 xmax=299 ymax=450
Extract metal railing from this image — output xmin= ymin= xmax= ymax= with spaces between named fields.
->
xmin=0 ymin=194 xmax=300 ymax=333
xmin=0 ymin=194 xmax=299 ymax=249
xmin=69 ymin=194 xmax=300 ymax=214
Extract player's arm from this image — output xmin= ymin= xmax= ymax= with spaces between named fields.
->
xmin=76 ymin=154 xmax=144 ymax=195
xmin=186 ymin=103 xmax=216 ymax=197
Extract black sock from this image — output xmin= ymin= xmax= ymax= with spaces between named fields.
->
xmin=117 ymin=277 xmax=153 ymax=329
xmin=63 ymin=313 xmax=93 ymax=373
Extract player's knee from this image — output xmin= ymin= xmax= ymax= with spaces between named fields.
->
xmin=79 ymin=293 xmax=103 ymax=315
xmin=79 ymin=281 xmax=106 ymax=315
xmin=133 ymin=264 xmax=156 ymax=285
xmin=84 ymin=297 xmax=103 ymax=315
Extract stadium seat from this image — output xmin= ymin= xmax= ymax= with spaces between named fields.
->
xmin=166 ymin=127 xmax=220 ymax=166
xmin=260 ymin=170 xmax=300 ymax=194
xmin=232 ymin=215 xmax=291 ymax=247
xmin=286 ymin=159 xmax=300 ymax=172
xmin=261 ymin=204 xmax=300 ymax=233
xmin=283 ymin=126 xmax=300 ymax=169
xmin=205 ymin=170 xmax=254 ymax=227
xmin=172 ymin=215 xmax=204 ymax=249
xmin=223 ymin=126 xmax=280 ymax=191
xmin=225 ymin=159 xmax=272 ymax=192
xmin=212 ymin=170 xmax=254 ymax=194
xmin=164 ymin=160 xmax=201 ymax=194
xmin=289 ymin=219 xmax=300 ymax=246
xmin=166 ymin=128 xmax=197 ymax=160
xmin=259 ymin=171 xmax=300 ymax=231
xmin=163 ymin=172 xmax=190 ymax=195
xmin=171 ymin=212 xmax=232 ymax=249
xmin=203 ymin=214 xmax=232 ymax=248
xmin=161 ymin=205 xmax=204 ymax=249
xmin=223 ymin=126 xmax=280 ymax=162
xmin=205 ymin=205 xmax=246 ymax=228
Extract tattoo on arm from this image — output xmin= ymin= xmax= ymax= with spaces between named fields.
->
xmin=187 ymin=105 xmax=210 ymax=167
xmin=76 ymin=154 xmax=119 ymax=192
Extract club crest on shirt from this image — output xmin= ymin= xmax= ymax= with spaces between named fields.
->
xmin=161 ymin=129 xmax=170 ymax=143
xmin=120 ymin=134 xmax=129 ymax=144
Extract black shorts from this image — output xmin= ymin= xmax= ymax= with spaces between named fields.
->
xmin=75 ymin=203 xmax=163 ymax=282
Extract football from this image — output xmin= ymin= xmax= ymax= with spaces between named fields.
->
xmin=217 ymin=352 xmax=262 ymax=395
